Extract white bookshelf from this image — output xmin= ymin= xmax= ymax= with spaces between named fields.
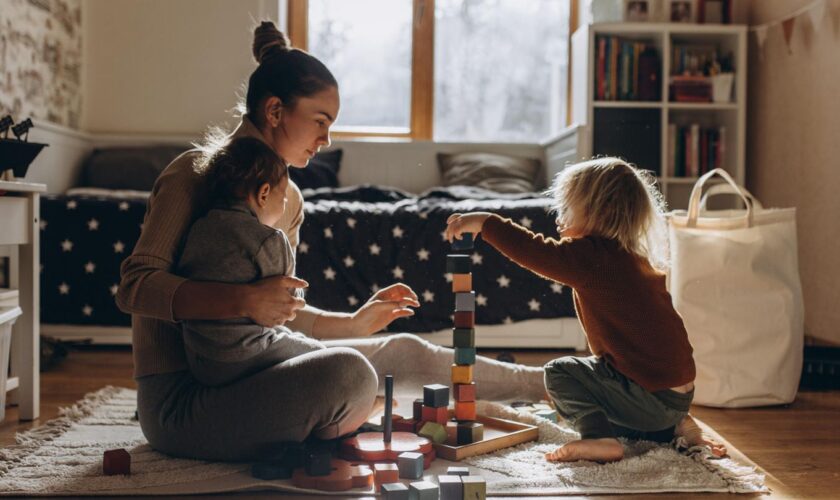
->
xmin=571 ymin=22 xmax=747 ymax=209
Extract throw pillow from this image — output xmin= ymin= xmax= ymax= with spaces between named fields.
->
xmin=289 ymin=149 xmax=342 ymax=190
xmin=81 ymin=145 xmax=188 ymax=191
xmin=437 ymin=152 xmax=544 ymax=194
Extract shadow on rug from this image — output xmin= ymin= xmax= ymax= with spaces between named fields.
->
xmin=0 ymin=387 xmax=766 ymax=496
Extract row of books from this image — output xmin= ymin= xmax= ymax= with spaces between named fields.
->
xmin=671 ymin=45 xmax=721 ymax=76
xmin=595 ymin=36 xmax=660 ymax=101
xmin=667 ymin=124 xmax=726 ymax=178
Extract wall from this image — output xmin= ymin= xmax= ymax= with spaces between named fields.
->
xmin=747 ymin=0 xmax=840 ymax=344
xmin=0 ymin=0 xmax=83 ymax=129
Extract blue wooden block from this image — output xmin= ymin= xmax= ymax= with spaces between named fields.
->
xmin=409 ymin=480 xmax=439 ymax=500
xmin=382 ymin=482 xmax=410 ymax=499
xmin=398 ymin=451 xmax=425 ymax=479
xmin=423 ymin=384 xmax=450 ymax=408
xmin=454 ymin=347 xmax=476 ymax=365
xmin=446 ymin=466 xmax=470 ymax=476
xmin=452 ymin=328 xmax=475 ymax=348
xmin=446 ymin=254 xmax=471 ymax=274
xmin=452 ymin=232 xmax=474 ymax=250
xmin=438 ymin=474 xmax=463 ymax=500
xmin=454 ymin=291 xmax=475 ymax=312
xmin=251 ymin=461 xmax=293 ymax=480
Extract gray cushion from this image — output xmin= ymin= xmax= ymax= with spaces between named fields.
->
xmin=81 ymin=145 xmax=188 ymax=191
xmin=437 ymin=152 xmax=544 ymax=194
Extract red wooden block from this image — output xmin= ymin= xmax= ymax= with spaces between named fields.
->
xmin=453 ymin=383 xmax=476 ymax=402
xmin=421 ymin=405 xmax=448 ymax=425
xmin=453 ymin=311 xmax=474 ymax=328
xmin=103 ymin=448 xmax=131 ymax=476
xmin=455 ymin=401 xmax=477 ymax=421
xmin=394 ymin=418 xmax=418 ymax=433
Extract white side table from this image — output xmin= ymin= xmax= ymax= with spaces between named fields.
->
xmin=0 ymin=180 xmax=45 ymax=420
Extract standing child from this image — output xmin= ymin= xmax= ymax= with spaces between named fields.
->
xmin=444 ymin=157 xmax=726 ymax=462
xmin=177 ymin=136 xmax=323 ymax=386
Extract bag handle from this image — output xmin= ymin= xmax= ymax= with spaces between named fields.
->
xmin=699 ymin=183 xmax=764 ymax=210
xmin=688 ymin=169 xmax=753 ymax=228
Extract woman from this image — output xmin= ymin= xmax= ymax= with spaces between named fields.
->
xmin=117 ymin=21 xmax=545 ymax=461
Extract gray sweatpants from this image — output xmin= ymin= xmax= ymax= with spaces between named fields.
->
xmin=137 ymin=333 xmax=546 ymax=461
xmin=544 ymin=355 xmax=693 ymax=442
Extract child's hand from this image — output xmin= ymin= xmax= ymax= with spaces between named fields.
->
xmin=445 ymin=212 xmax=492 ymax=243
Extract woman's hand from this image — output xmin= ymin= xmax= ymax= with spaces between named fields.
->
xmin=245 ymin=275 xmax=308 ymax=327
xmin=445 ymin=212 xmax=492 ymax=244
xmin=351 ymin=283 xmax=420 ymax=336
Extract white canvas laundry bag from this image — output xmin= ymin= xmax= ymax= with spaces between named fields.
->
xmin=668 ymin=169 xmax=804 ymax=407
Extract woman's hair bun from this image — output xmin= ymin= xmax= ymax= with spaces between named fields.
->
xmin=253 ymin=21 xmax=291 ymax=64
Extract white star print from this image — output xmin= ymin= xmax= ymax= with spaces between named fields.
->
xmin=343 ymin=255 xmax=355 ymax=268
xmin=82 ymin=304 xmax=93 ymax=316
xmin=58 ymin=282 xmax=70 ymax=295
xmin=66 ymin=200 xmax=77 ymax=209
xmin=371 ymin=283 xmax=380 ymax=293
xmin=476 ymin=294 xmax=488 ymax=307
xmin=39 ymin=220 xmax=47 ymax=230
xmin=87 ymin=218 xmax=99 ymax=231
xmin=392 ymin=225 xmax=404 ymax=238
xmin=422 ymin=290 xmax=435 ymax=303
xmin=61 ymin=239 xmax=73 ymax=252
xmin=324 ymin=227 xmax=333 ymax=239
xmin=419 ymin=212 xmax=428 ymax=219
xmin=440 ymin=230 xmax=449 ymax=242
xmin=348 ymin=296 xmax=359 ymax=306
xmin=84 ymin=261 xmax=96 ymax=274
xmin=417 ymin=248 xmax=430 ymax=261
xmin=323 ymin=267 xmax=336 ymax=280
xmin=519 ymin=216 xmax=533 ymax=228
xmin=109 ymin=284 xmax=119 ymax=296
xmin=113 ymin=241 xmax=125 ymax=253
xmin=347 ymin=218 xmax=357 ymax=228
xmin=503 ymin=316 xmax=514 ymax=325
xmin=444 ymin=273 xmax=453 ymax=283
xmin=119 ymin=201 xmax=130 ymax=211
xmin=497 ymin=275 xmax=510 ymax=288
xmin=528 ymin=298 xmax=541 ymax=311
xmin=369 ymin=243 xmax=381 ymax=256
xmin=471 ymin=252 xmax=483 ymax=265
xmin=392 ymin=266 xmax=404 ymax=279
xmin=551 ymin=282 xmax=564 ymax=294
xmin=298 ymin=242 xmax=309 ymax=254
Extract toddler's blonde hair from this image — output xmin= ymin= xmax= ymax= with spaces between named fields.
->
xmin=548 ymin=157 xmax=669 ymax=271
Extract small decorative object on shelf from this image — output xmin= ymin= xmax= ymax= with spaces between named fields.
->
xmin=0 ymin=116 xmax=48 ymax=181
xmin=669 ymin=0 xmax=695 ymax=23
xmin=698 ymin=0 xmax=732 ymax=24
xmin=624 ymin=0 xmax=650 ymax=22
xmin=670 ymin=45 xmax=735 ymax=103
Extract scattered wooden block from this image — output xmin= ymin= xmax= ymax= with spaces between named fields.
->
xmin=373 ymin=462 xmax=400 ymax=489
xmin=398 ymin=451 xmax=425 ymax=479
xmin=451 ymin=232 xmax=474 ymax=250
xmin=454 ymin=401 xmax=477 ymax=421
xmin=454 ymin=347 xmax=476 ymax=365
xmin=418 ymin=421 xmax=447 ymax=444
xmin=446 ymin=466 xmax=470 ymax=476
xmin=445 ymin=421 xmax=459 ymax=445
xmin=452 ymin=273 xmax=472 ymax=293
xmin=462 ymin=475 xmax=487 ymax=499
xmin=452 ymin=328 xmax=475 ymax=348
xmin=438 ymin=474 xmax=463 ymax=500
xmin=457 ymin=422 xmax=484 ymax=445
xmin=409 ymin=480 xmax=439 ymax=500
xmin=382 ymin=413 xmax=404 ymax=428
xmin=451 ymin=364 xmax=473 ymax=384
xmin=453 ymin=311 xmax=474 ymax=328
xmin=422 ymin=404 xmax=449 ymax=424
xmin=446 ymin=254 xmax=471 ymax=274
xmin=535 ymin=409 xmax=558 ymax=423
xmin=395 ymin=417 xmax=418 ymax=433
xmin=305 ymin=449 xmax=333 ymax=476
xmin=251 ymin=461 xmax=293 ymax=480
xmin=103 ymin=448 xmax=130 ymax=476
xmin=454 ymin=291 xmax=476 ymax=312
xmin=453 ymin=383 xmax=476 ymax=402
xmin=423 ymin=384 xmax=450 ymax=408
xmin=413 ymin=398 xmax=424 ymax=421
xmin=382 ymin=482 xmax=410 ymax=499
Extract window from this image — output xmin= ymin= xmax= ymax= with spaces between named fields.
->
xmin=289 ymin=0 xmax=571 ymax=142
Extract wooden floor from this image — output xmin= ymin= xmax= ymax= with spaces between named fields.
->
xmin=2 ymin=347 xmax=839 ymax=499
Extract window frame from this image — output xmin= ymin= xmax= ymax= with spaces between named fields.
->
xmin=288 ymin=0 xmax=575 ymax=141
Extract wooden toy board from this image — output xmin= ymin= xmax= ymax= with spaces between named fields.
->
xmin=433 ymin=414 xmax=538 ymax=461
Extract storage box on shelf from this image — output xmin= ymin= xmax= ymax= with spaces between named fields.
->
xmin=571 ymin=22 xmax=747 ymax=209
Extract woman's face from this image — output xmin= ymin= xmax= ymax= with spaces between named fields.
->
xmin=269 ymin=86 xmax=340 ymax=168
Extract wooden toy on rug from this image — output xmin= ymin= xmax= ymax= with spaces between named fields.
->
xmin=457 ymin=422 xmax=484 ymax=445
xmin=102 ymin=448 xmax=130 ymax=476
xmin=424 ymin=383 xmax=449 ymax=408
xmin=446 ymin=254 xmax=472 ymax=274
xmin=373 ymin=462 xmax=400 ymax=489
xmin=453 ymin=311 xmax=474 ymax=328
xmin=409 ymin=480 xmax=440 ymax=500
xmin=451 ymin=364 xmax=473 ymax=385
xmin=454 ymin=347 xmax=476 ymax=365
xmin=251 ymin=461 xmax=293 ymax=480
xmin=453 ymin=382 xmax=476 ymax=402
xmin=454 ymin=400 xmax=477 ymax=421
xmin=398 ymin=451 xmax=425 ymax=479
xmin=291 ymin=458 xmax=373 ymax=492
xmin=438 ymin=474 xmax=464 ymax=500
xmin=451 ymin=231 xmax=474 ymax=250
xmin=394 ymin=417 xmax=419 ymax=433
xmin=462 ymin=475 xmax=487 ymax=499
xmin=422 ymin=404 xmax=448 ymax=424
xmin=413 ymin=398 xmax=424 ymax=421
xmin=446 ymin=466 xmax=470 ymax=476
xmin=452 ymin=328 xmax=475 ymax=348
xmin=418 ymin=421 xmax=447 ymax=444
xmin=382 ymin=481 xmax=410 ymax=499
xmin=452 ymin=273 xmax=472 ymax=292
xmin=445 ymin=421 xmax=459 ymax=445
xmin=384 ymin=374 xmax=394 ymax=443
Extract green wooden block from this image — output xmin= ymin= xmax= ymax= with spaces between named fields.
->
xmin=452 ymin=328 xmax=475 ymax=348
xmin=418 ymin=421 xmax=448 ymax=444
xmin=462 ymin=475 xmax=486 ymax=500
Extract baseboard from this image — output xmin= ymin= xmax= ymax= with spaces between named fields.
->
xmin=42 ymin=324 xmax=132 ymax=345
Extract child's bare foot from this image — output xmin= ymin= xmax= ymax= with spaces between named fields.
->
xmin=676 ymin=414 xmax=727 ymax=457
xmin=544 ymin=438 xmax=624 ymax=463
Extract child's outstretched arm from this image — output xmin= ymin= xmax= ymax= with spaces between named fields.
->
xmin=445 ymin=212 xmax=493 ymax=243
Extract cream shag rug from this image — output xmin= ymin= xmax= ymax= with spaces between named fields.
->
xmin=0 ymin=387 xmax=766 ymax=496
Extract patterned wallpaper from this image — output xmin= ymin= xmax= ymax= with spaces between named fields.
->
xmin=0 ymin=0 xmax=82 ymax=130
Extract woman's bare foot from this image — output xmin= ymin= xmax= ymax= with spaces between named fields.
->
xmin=544 ymin=438 xmax=624 ymax=463
xmin=676 ymin=414 xmax=727 ymax=457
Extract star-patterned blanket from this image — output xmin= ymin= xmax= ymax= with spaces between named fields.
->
xmin=40 ymin=186 xmax=575 ymax=331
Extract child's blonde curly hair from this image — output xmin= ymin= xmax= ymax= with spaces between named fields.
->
xmin=548 ymin=157 xmax=670 ymax=271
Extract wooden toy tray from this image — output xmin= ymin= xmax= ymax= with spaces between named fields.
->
xmin=433 ymin=414 xmax=538 ymax=461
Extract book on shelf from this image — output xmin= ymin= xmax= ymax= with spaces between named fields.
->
xmin=670 ymin=44 xmax=734 ymax=103
xmin=667 ymin=124 xmax=726 ymax=177
xmin=595 ymin=35 xmax=660 ymax=101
